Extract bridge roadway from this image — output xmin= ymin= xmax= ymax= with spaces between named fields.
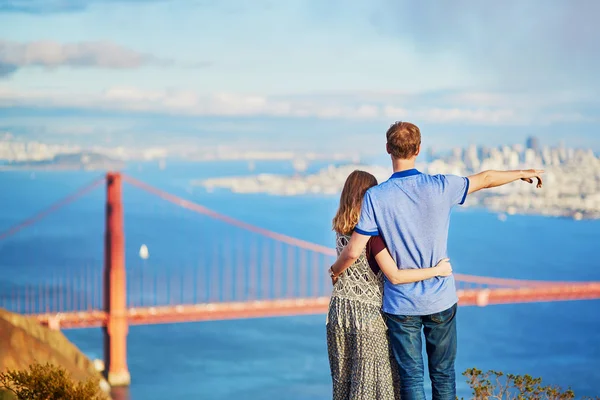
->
xmin=33 ymin=283 xmax=600 ymax=329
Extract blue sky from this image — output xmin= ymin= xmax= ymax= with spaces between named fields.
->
xmin=0 ymin=0 xmax=599 ymax=153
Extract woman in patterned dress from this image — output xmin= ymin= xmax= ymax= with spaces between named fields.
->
xmin=326 ymin=170 xmax=453 ymax=400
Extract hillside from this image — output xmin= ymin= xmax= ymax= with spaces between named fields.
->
xmin=0 ymin=309 xmax=107 ymax=393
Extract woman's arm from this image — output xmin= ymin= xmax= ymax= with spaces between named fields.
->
xmin=375 ymin=247 xmax=452 ymax=284
xmin=329 ymin=231 xmax=371 ymax=285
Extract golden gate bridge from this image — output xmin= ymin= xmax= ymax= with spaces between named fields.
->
xmin=1 ymin=172 xmax=599 ymax=387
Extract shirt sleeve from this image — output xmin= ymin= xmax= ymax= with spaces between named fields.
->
xmin=366 ymin=235 xmax=387 ymax=274
xmin=368 ymin=235 xmax=387 ymax=257
xmin=355 ymin=190 xmax=379 ymax=236
xmin=444 ymin=175 xmax=470 ymax=206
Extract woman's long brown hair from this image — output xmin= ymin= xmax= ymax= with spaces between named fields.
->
xmin=332 ymin=170 xmax=378 ymax=235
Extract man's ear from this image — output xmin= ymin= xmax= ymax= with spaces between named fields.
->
xmin=386 ymin=143 xmax=391 ymax=155
xmin=414 ymin=145 xmax=421 ymax=157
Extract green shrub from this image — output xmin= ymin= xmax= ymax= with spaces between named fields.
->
xmin=0 ymin=388 xmax=16 ymax=400
xmin=463 ymin=368 xmax=599 ymax=400
xmin=0 ymin=363 xmax=107 ymax=400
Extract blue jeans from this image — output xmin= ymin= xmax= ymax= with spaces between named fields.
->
xmin=385 ymin=303 xmax=457 ymax=400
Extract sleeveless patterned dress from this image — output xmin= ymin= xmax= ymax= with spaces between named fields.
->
xmin=326 ymin=233 xmax=401 ymax=400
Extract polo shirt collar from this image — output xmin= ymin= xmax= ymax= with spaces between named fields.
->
xmin=390 ymin=168 xmax=422 ymax=179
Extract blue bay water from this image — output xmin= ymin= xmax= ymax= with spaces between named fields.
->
xmin=0 ymin=160 xmax=599 ymax=399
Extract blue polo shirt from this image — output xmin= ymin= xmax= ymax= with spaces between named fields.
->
xmin=355 ymin=169 xmax=469 ymax=316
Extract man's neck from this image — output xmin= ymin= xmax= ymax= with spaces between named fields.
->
xmin=392 ymin=158 xmax=416 ymax=173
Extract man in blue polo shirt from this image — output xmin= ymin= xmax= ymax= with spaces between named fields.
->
xmin=328 ymin=121 xmax=543 ymax=400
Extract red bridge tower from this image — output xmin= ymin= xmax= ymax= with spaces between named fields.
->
xmin=103 ymin=172 xmax=131 ymax=386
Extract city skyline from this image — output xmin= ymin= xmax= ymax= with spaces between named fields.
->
xmin=4 ymin=128 xmax=599 ymax=171
xmin=3 ymin=131 xmax=599 ymax=163
xmin=1 ymin=0 xmax=599 ymax=151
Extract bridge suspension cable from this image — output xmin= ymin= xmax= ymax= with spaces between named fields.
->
xmin=121 ymin=174 xmax=336 ymax=256
xmin=0 ymin=176 xmax=105 ymax=242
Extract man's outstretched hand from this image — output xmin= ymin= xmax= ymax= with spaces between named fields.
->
xmin=520 ymin=169 xmax=544 ymax=188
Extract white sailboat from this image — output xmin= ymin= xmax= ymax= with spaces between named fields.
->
xmin=139 ymin=244 xmax=149 ymax=260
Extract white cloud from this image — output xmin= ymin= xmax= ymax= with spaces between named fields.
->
xmin=104 ymin=87 xmax=165 ymax=101
xmin=446 ymin=90 xmax=598 ymax=110
xmin=383 ymin=106 xmax=409 ymax=118
xmin=355 ymin=105 xmax=379 ymax=118
xmin=0 ymin=85 xmax=595 ymax=126
xmin=416 ymin=108 xmax=520 ymax=124
xmin=0 ymin=40 xmax=171 ymax=75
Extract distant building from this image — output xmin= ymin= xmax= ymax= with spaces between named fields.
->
xmin=425 ymin=146 xmax=435 ymax=162
xmin=526 ymin=136 xmax=540 ymax=153
xmin=452 ymin=147 xmax=463 ymax=161
xmin=478 ymin=146 xmax=490 ymax=161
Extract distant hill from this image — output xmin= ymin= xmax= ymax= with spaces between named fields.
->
xmin=0 ymin=309 xmax=108 ymax=396
xmin=0 ymin=152 xmax=125 ymax=171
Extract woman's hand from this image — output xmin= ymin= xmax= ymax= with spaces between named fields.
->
xmin=433 ymin=258 xmax=453 ymax=277
xmin=329 ymin=267 xmax=339 ymax=286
